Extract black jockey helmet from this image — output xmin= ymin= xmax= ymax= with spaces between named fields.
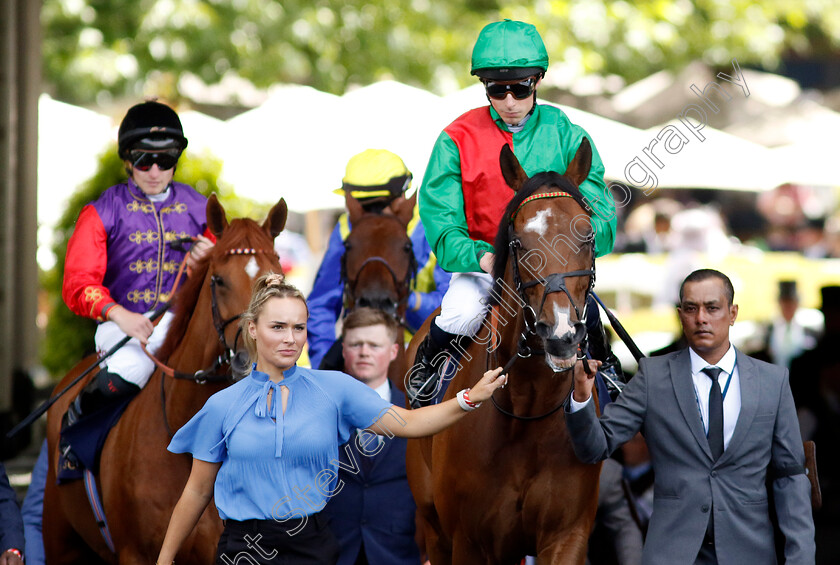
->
xmin=117 ymin=101 xmax=188 ymax=160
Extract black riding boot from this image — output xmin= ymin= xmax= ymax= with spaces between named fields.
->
xmin=63 ymin=369 xmax=140 ymax=429
xmin=59 ymin=369 xmax=139 ymax=472
xmin=585 ymin=298 xmax=625 ymax=401
xmin=407 ymin=323 xmax=459 ymax=409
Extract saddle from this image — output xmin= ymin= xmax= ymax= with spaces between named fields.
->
xmin=57 ymin=394 xmax=136 ymax=483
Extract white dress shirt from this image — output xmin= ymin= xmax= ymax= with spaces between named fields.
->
xmin=688 ymin=345 xmax=741 ymax=450
xmin=372 ymin=378 xmax=391 ymax=402
xmin=570 ymin=345 xmax=742 ymax=451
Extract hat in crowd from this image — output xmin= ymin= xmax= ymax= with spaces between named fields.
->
xmin=334 ymin=149 xmax=412 ymax=201
xmin=778 ymin=280 xmax=799 ymax=300
xmin=820 ymin=285 xmax=840 ymax=312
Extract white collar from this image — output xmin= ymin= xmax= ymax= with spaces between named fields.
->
xmin=689 ymin=344 xmax=737 ymax=376
xmin=373 ymin=378 xmax=391 ymax=402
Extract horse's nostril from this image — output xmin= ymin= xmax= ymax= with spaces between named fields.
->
xmin=535 ymin=322 xmax=552 ymax=339
xmin=358 ymin=296 xmax=398 ymax=315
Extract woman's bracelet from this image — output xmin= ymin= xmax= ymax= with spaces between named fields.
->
xmin=456 ymin=388 xmax=480 ymax=411
xmin=4 ymin=549 xmax=22 ymax=559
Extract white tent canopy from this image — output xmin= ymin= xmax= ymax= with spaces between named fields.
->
xmin=179 ymin=110 xmax=226 ymax=154
xmin=642 ymin=121 xmax=777 ymax=191
xmin=771 ymin=143 xmax=840 ymax=188
xmin=37 ymin=94 xmax=113 ymax=270
xmin=46 ymin=80 xmax=808 ymax=272
xmin=220 ymin=84 xmax=343 ymax=211
xmin=216 ymin=81 xmax=653 ymax=211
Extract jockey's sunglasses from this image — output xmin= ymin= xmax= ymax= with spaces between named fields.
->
xmin=483 ymin=77 xmax=537 ymax=100
xmin=129 ymin=149 xmax=181 ymax=171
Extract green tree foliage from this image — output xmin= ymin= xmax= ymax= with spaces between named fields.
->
xmin=41 ymin=145 xmax=253 ymax=377
xmin=42 ymin=0 xmax=497 ymax=104
xmin=516 ymin=0 xmax=840 ymax=83
xmin=42 ymin=0 xmax=840 ymax=105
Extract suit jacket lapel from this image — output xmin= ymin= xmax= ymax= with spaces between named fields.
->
xmin=671 ymin=349 xmax=713 ymax=460
xmin=718 ymin=349 xmax=759 ymax=465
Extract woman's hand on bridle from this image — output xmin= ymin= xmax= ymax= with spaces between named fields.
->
xmin=469 ymin=367 xmax=508 ymax=403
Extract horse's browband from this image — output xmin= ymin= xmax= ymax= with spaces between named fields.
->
xmin=510 ymin=191 xmax=574 ymax=222
xmin=224 ymin=248 xmax=278 ymax=257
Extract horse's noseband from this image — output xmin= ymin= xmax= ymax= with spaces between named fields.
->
xmin=202 ymin=247 xmax=279 ymax=382
xmin=340 ymin=237 xmax=417 ymax=317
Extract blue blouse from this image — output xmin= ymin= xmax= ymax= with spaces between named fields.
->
xmin=167 ymin=365 xmax=394 ymax=521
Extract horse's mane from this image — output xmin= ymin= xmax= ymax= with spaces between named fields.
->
xmin=488 ymin=172 xmax=590 ymax=306
xmin=155 ymin=219 xmax=274 ymax=361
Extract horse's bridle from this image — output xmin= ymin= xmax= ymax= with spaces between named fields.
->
xmin=340 ymin=237 xmax=418 ymax=319
xmin=508 ymin=191 xmax=596 ymax=350
xmin=154 ymin=245 xmax=279 ymax=436
xmin=491 ymin=191 xmax=596 ymax=420
xmin=199 ymin=247 xmax=280 ymax=383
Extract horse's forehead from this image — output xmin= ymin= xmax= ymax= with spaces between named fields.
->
xmin=244 ymin=256 xmax=260 ymax=279
xmin=348 ymin=218 xmax=408 ymax=250
xmin=357 ymin=215 xmax=405 ymax=235
xmin=523 ymin=208 xmax=553 ymax=237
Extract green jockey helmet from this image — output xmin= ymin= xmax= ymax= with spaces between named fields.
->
xmin=471 ymin=19 xmax=549 ymax=81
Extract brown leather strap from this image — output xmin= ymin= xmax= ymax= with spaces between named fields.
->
xmin=804 ymin=440 xmax=822 ymax=510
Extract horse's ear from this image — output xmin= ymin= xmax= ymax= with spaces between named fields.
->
xmin=345 ymin=190 xmax=365 ymax=225
xmin=206 ymin=193 xmax=228 ymax=237
xmin=564 ymin=137 xmax=593 ymax=187
xmin=391 ymin=191 xmax=417 ymax=227
xmin=500 ymin=144 xmax=529 ymax=192
xmin=262 ymin=198 xmax=288 ymax=240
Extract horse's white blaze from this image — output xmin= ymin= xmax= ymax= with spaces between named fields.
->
xmin=552 ymin=303 xmax=573 ymax=339
xmin=245 ymin=256 xmax=260 ymax=279
xmin=524 ymin=209 xmax=552 ymax=237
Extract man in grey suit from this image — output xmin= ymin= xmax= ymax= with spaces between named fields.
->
xmin=566 ymin=269 xmax=815 ymax=564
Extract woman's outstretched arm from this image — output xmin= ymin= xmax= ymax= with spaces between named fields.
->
xmin=376 ymin=367 xmax=506 ymax=438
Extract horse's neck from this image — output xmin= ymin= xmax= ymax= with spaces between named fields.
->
xmin=163 ymin=301 xmax=227 ymax=425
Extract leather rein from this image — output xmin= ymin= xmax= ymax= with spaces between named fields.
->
xmin=143 ymin=244 xmax=279 ymax=436
xmin=340 ymin=226 xmax=418 ymax=324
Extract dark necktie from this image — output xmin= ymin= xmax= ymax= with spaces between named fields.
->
xmin=702 ymin=366 xmax=724 ymax=460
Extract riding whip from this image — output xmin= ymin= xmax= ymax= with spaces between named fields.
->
xmin=6 ymin=303 xmax=170 ymax=438
xmin=591 ymin=291 xmax=645 ymax=362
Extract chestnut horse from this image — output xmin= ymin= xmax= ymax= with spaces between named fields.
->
xmin=406 ymin=140 xmax=602 ymax=564
xmin=44 ymin=194 xmax=287 ymax=565
xmin=340 ymin=190 xmax=417 ymax=385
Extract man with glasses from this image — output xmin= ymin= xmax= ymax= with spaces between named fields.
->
xmin=409 ymin=19 xmax=619 ymax=406
xmin=59 ymin=100 xmax=214 ymax=465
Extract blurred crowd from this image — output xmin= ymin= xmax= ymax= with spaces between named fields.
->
xmin=615 ymin=183 xmax=840 ymax=259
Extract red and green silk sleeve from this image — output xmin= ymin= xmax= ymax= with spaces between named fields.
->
xmin=419 ymin=132 xmax=495 ymax=273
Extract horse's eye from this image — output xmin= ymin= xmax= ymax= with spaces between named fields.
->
xmin=404 ymin=242 xmax=412 ymax=253
xmin=211 ymin=274 xmax=225 ymax=287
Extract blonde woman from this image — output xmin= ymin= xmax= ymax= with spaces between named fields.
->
xmin=157 ymin=273 xmax=506 ymax=564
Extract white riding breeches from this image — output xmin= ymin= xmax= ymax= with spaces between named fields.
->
xmin=434 ymin=272 xmax=494 ymax=336
xmin=94 ymin=310 xmax=174 ymax=388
